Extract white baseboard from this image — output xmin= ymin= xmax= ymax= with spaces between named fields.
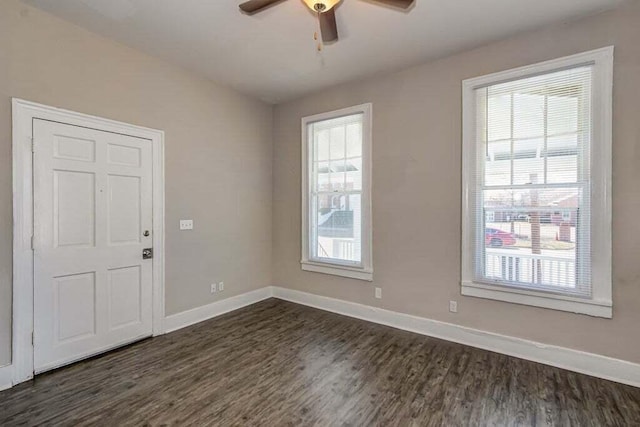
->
xmin=163 ymin=287 xmax=274 ymax=333
xmin=0 ymin=364 xmax=13 ymax=391
xmin=271 ymin=286 xmax=640 ymax=388
xmin=3 ymin=285 xmax=637 ymax=392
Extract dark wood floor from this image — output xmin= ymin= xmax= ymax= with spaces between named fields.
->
xmin=1 ymin=299 xmax=639 ymax=426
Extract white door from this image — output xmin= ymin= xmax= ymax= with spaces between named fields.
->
xmin=33 ymin=119 xmax=154 ymax=373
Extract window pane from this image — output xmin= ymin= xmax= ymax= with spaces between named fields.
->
xmin=485 ymin=141 xmax=511 ymax=186
xmin=513 ymin=93 xmax=544 ymax=139
xmin=346 ymin=123 xmax=362 ymax=158
xmin=329 ymin=126 xmax=346 ymax=160
xmin=315 ymin=128 xmax=330 ymax=161
xmin=547 ymin=135 xmax=579 ymax=184
xmin=548 ymin=95 xmax=579 ymax=135
xmin=315 ymin=161 xmax=330 ymax=192
xmin=346 ymin=158 xmax=362 ymax=191
xmin=329 ymin=161 xmax=346 ymax=192
xmin=487 ymin=94 xmax=511 ymax=141
xmin=316 ymin=194 xmax=361 ymax=263
xmin=547 ymin=156 xmax=578 ymax=184
xmin=483 ymin=187 xmax=582 ymax=290
xmin=512 ymin=138 xmax=544 ymax=185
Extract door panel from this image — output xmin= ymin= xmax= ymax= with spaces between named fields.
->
xmin=33 ymin=119 xmax=153 ymax=373
xmin=54 ymin=272 xmax=96 ymax=342
xmin=108 ymin=175 xmax=141 ymax=245
xmin=53 ymin=134 xmax=96 ymax=162
xmin=54 ymin=170 xmax=96 ymax=248
xmin=108 ymin=143 xmax=141 ymax=167
xmin=108 ymin=265 xmax=142 ymax=330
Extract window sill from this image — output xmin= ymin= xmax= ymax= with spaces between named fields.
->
xmin=461 ymin=281 xmax=612 ymax=318
xmin=301 ymin=261 xmax=373 ymax=281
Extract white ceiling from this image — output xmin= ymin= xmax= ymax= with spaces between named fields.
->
xmin=23 ymin=0 xmax=624 ymax=104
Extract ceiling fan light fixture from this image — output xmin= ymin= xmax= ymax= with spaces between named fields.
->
xmin=302 ymin=0 xmax=340 ymax=13
xmin=239 ymin=0 xmax=413 ymax=46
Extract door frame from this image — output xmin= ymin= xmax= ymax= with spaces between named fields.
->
xmin=12 ymin=98 xmax=166 ymax=385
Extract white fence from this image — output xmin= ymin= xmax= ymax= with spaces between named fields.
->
xmin=485 ymin=251 xmax=575 ymax=288
xmin=318 ymin=237 xmax=358 ymax=262
xmin=332 ymin=239 xmax=355 ymax=261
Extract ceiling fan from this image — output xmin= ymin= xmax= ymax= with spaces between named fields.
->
xmin=238 ymin=0 xmax=415 ymax=43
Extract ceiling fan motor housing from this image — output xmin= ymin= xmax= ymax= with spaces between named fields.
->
xmin=303 ymin=0 xmax=341 ymax=13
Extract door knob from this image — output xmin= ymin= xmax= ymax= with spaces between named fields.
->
xmin=142 ymin=248 xmax=153 ymax=259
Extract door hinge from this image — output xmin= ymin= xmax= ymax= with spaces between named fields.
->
xmin=30 ymin=137 xmax=34 ymax=153
xmin=31 ymin=331 xmax=34 ymax=346
xmin=30 ymin=235 xmax=34 ymax=250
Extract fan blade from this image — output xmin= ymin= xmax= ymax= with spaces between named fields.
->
xmin=368 ymin=0 xmax=414 ymax=9
xmin=319 ymin=8 xmax=338 ymax=43
xmin=239 ymin=0 xmax=285 ymax=14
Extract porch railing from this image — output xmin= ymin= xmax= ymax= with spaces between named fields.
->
xmin=485 ymin=251 xmax=575 ymax=288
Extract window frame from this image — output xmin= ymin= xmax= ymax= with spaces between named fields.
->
xmin=461 ymin=47 xmax=613 ymax=318
xmin=301 ymin=103 xmax=373 ymax=281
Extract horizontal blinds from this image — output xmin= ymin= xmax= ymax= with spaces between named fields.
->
xmin=309 ymin=113 xmax=363 ymax=132
xmin=473 ymin=66 xmax=593 ymax=295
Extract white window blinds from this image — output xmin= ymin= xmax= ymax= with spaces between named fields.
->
xmin=472 ymin=66 xmax=593 ymax=295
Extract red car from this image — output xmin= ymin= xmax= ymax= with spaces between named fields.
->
xmin=485 ymin=228 xmax=516 ymax=247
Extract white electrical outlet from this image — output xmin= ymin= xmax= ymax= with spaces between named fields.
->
xmin=180 ymin=220 xmax=194 ymax=230
xmin=218 ymin=281 xmax=224 ymax=291
xmin=375 ymin=287 xmax=382 ymax=299
xmin=210 ymin=283 xmax=217 ymax=293
xmin=449 ymin=300 xmax=458 ymax=313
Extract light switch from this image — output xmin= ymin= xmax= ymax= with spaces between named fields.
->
xmin=180 ymin=220 xmax=193 ymax=230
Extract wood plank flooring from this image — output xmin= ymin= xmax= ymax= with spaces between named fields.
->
xmin=1 ymin=298 xmax=639 ymax=426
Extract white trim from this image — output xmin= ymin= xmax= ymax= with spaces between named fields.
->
xmin=0 ymin=365 xmax=12 ymax=391
xmin=461 ymin=47 xmax=614 ymax=317
xmin=163 ymin=288 xmax=273 ymax=333
xmin=3 ymin=285 xmax=637 ymax=390
xmin=11 ymin=98 xmax=166 ymax=386
xmin=462 ymin=282 xmax=612 ymax=318
xmin=461 ymin=46 xmax=614 ymax=89
xmin=271 ymin=286 xmax=640 ymax=388
xmin=301 ymin=261 xmax=373 ymax=281
xmin=301 ymin=103 xmax=373 ymax=281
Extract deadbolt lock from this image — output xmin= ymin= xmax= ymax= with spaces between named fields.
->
xmin=142 ymin=248 xmax=153 ymax=259
xmin=143 ymin=230 xmax=150 ymax=237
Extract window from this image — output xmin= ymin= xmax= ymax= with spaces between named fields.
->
xmin=301 ymin=103 xmax=373 ymax=281
xmin=461 ymin=48 xmax=613 ymax=317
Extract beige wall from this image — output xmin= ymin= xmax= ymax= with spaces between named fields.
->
xmin=2 ymin=0 xmax=638 ymax=372
xmin=273 ymin=1 xmax=640 ymax=363
xmin=0 ymin=0 xmax=273 ymax=366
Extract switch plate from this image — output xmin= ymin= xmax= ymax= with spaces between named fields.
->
xmin=375 ymin=287 xmax=382 ymax=299
xmin=449 ymin=300 xmax=458 ymax=313
xmin=218 ymin=281 xmax=224 ymax=291
xmin=210 ymin=283 xmax=217 ymax=293
xmin=180 ymin=220 xmax=193 ymax=230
